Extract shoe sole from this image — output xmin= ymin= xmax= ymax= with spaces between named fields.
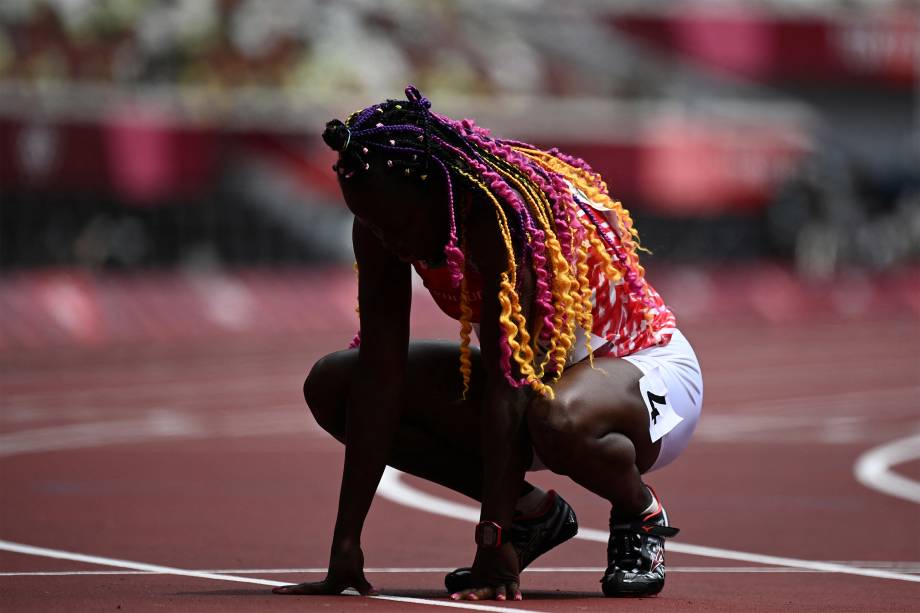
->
xmin=601 ymin=575 xmax=665 ymax=598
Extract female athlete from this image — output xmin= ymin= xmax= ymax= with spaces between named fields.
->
xmin=273 ymin=86 xmax=703 ymax=601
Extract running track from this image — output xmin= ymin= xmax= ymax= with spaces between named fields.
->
xmin=1 ymin=277 xmax=918 ymax=611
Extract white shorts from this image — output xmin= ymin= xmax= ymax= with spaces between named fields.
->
xmin=529 ymin=328 xmax=703 ymax=473
xmin=620 ymin=329 xmax=703 ymax=472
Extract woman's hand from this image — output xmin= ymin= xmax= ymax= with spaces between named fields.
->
xmin=273 ymin=541 xmax=378 ymax=596
xmin=451 ymin=543 xmax=522 ymax=601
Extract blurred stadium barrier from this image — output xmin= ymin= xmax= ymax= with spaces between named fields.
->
xmin=0 ymin=1 xmax=917 ymax=350
xmin=0 ymin=264 xmax=917 ymax=352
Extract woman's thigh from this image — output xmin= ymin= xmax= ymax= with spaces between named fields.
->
xmin=305 ymin=340 xmax=486 ymax=446
xmin=529 ymin=357 xmax=661 ymax=473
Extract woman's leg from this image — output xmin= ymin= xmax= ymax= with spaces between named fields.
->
xmin=303 ymin=340 xmax=491 ymax=500
xmin=526 ymin=358 xmax=680 ymax=597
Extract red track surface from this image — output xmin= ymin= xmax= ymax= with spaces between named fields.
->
xmin=2 ymin=279 xmax=919 ymax=611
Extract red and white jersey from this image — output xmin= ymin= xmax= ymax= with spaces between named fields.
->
xmin=413 ymin=185 xmax=676 ymax=360
xmin=571 ymin=184 xmax=677 ymax=358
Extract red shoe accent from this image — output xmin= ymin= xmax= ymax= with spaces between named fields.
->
xmin=642 ymin=486 xmax=663 ymax=522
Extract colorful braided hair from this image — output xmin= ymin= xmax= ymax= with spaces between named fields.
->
xmin=323 ymin=86 xmax=660 ymax=399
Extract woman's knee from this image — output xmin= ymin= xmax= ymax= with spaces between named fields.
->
xmin=526 ymin=394 xmax=584 ymax=474
xmin=303 ymin=350 xmax=354 ymax=434
xmin=526 ymin=389 xmax=646 ymax=474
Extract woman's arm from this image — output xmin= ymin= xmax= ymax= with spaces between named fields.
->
xmin=458 ymin=211 xmax=536 ymax=601
xmin=333 ymin=218 xmax=411 ymax=549
xmin=276 ymin=218 xmax=410 ymax=596
xmin=476 ymin=263 xmax=533 ymax=529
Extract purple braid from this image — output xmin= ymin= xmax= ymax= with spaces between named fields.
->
xmin=351 ymin=104 xmax=385 ymax=130
xmin=429 ymin=155 xmax=465 ymax=288
xmin=456 ymin=131 xmax=567 ymax=341
xmin=462 ymin=127 xmax=584 ymax=269
xmin=436 ymin=133 xmax=551 ymax=388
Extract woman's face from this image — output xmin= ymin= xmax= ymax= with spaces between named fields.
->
xmin=338 ymin=156 xmax=450 ymax=263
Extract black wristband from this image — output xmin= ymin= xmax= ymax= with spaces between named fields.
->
xmin=474 ymin=521 xmax=503 ymax=548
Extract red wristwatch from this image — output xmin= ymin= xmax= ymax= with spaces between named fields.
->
xmin=475 ymin=521 xmax=503 ymax=548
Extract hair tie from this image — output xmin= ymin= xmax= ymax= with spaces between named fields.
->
xmin=322 ymin=119 xmax=351 ymax=152
xmin=405 ymin=85 xmax=431 ymax=110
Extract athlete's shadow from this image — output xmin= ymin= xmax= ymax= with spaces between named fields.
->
xmin=524 ymin=590 xmax=614 ymax=600
xmin=177 ymin=588 xmax=600 ymax=600
xmin=175 ymin=589 xmax=280 ymax=597
xmin=380 ymin=589 xmax=601 ymax=600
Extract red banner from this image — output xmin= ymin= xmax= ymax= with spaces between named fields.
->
xmin=613 ymin=9 xmax=919 ymax=86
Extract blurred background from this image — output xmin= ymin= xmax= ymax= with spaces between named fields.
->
xmin=0 ymin=0 xmax=918 ymax=351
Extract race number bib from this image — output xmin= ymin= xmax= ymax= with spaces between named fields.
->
xmin=638 ymin=367 xmax=683 ymax=443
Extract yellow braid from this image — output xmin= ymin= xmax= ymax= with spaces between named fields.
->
xmin=587 ymin=234 xmax=623 ymax=283
xmin=514 ymin=147 xmax=661 ymax=364
xmin=488 ymin=155 xmax=585 ymax=386
xmin=484 ymin=160 xmax=576 ymax=382
xmin=496 ymin=152 xmax=590 ymax=385
xmin=573 ymin=247 xmax=596 ymax=368
xmin=454 ymin=167 xmax=556 ymax=398
xmin=516 ymin=147 xmax=648 ymax=254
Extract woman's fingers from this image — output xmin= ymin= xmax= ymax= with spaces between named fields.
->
xmin=467 ymin=586 xmax=493 ymax=601
xmin=451 ymin=586 xmax=489 ymax=601
xmin=451 ymin=583 xmax=521 ymax=601
xmin=271 ymin=577 xmax=377 ymax=596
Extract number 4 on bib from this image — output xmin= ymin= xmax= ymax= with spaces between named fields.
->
xmin=637 ymin=367 xmax=683 ymax=443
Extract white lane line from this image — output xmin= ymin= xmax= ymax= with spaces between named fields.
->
xmin=0 ymin=408 xmax=319 ymax=458
xmin=0 ymin=539 xmax=549 ymax=613
xmin=854 ymin=432 xmax=920 ymax=504
xmin=3 ymin=565 xmax=919 ymax=577
xmin=376 ymin=468 xmax=920 ymax=584
xmin=0 ymin=539 xmax=283 ymax=587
